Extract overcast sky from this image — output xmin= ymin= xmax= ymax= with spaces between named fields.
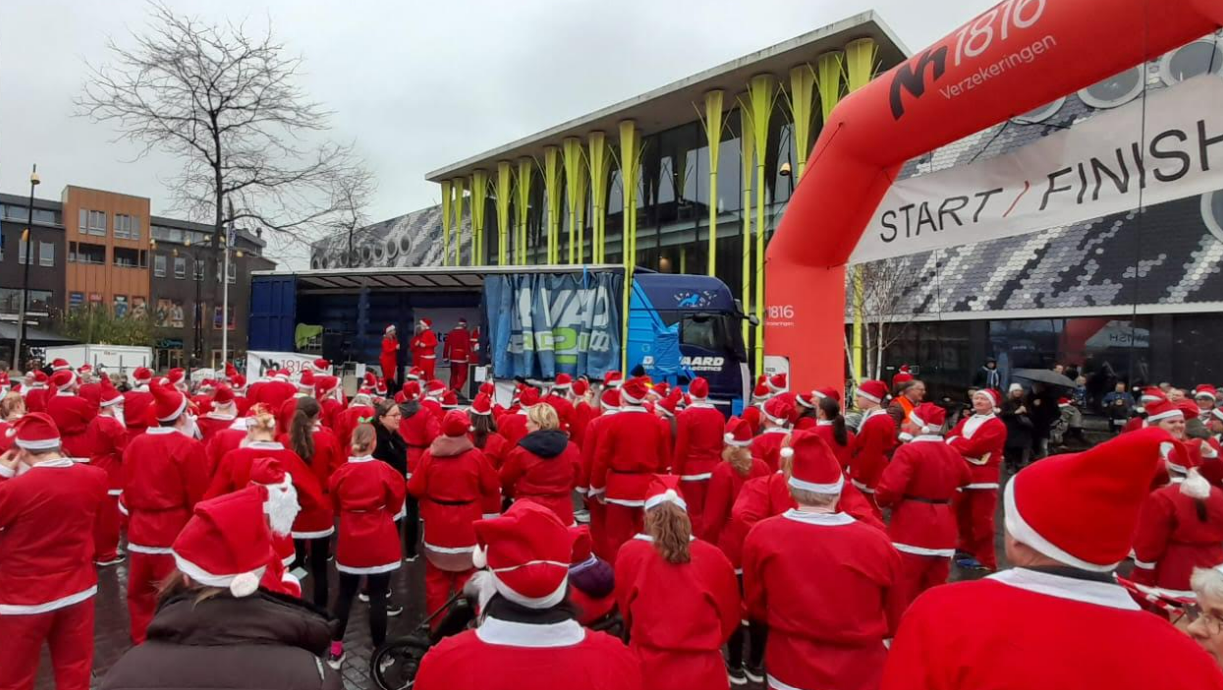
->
xmin=0 ymin=0 xmax=996 ymax=266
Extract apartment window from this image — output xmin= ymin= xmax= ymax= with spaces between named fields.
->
xmin=154 ymin=254 xmax=167 ymax=277
xmin=18 ymin=238 xmax=30 ymax=265
xmin=78 ymin=209 xmax=106 ymax=236
xmin=113 ymin=247 xmax=147 ymax=268
xmin=174 ymin=256 xmax=186 ymax=279
xmin=69 ymin=242 xmax=105 ymax=265
xmin=39 ymin=241 xmax=53 ymax=267
xmin=216 ymin=259 xmax=238 ymax=284
xmin=114 ymin=214 xmax=141 ymax=241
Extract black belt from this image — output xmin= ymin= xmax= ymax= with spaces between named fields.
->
xmin=406 ymin=443 xmax=429 ymax=449
xmin=903 ymin=495 xmax=950 ymax=505
xmin=430 ymin=498 xmax=474 ymax=506
xmin=610 ymin=468 xmax=646 ymax=475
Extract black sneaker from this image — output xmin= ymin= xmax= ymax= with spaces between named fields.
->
xmin=326 ymin=648 xmax=345 ymax=671
xmin=744 ymin=664 xmax=764 ymax=684
xmin=386 ymin=603 xmax=404 ymax=617
xmin=727 ymin=663 xmax=748 ymax=686
xmin=358 ymin=592 xmax=369 ymax=603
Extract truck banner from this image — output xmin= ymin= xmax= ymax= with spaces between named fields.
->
xmin=484 ymin=272 xmax=621 ymax=381
xmin=851 ymin=75 xmax=1223 ymax=264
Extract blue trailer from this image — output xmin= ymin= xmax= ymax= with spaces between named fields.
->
xmin=249 ymin=265 xmax=753 ymax=414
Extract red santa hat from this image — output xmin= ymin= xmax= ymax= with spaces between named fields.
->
xmin=569 ymin=526 xmax=594 ymax=566
xmin=1194 ymin=384 xmax=1217 ymax=401
xmin=977 ymin=388 xmax=1002 ymax=412
xmin=51 ymin=358 xmax=71 ymax=372
xmin=554 ymin=373 xmax=573 ymax=390
xmin=99 ymin=377 xmax=124 ymax=408
xmin=655 ymin=392 xmax=679 ymax=418
xmin=620 ymin=377 xmax=649 ymax=405
xmin=603 ymin=371 xmax=623 ymax=388
xmin=441 ymin=410 xmax=471 ymax=437
xmin=78 ymin=364 xmax=93 ymax=375
xmin=247 ymin=456 xmax=299 ymax=537
xmin=171 ymin=486 xmax=275 ymax=598
xmin=211 ymin=384 xmax=236 ymax=407
xmin=893 ymin=364 xmax=914 ymax=385
xmin=312 ymin=358 xmax=331 ymax=374
xmin=766 ymin=373 xmax=788 ymax=394
xmin=1005 ymin=427 xmax=1170 ymax=571
xmin=297 ymin=370 xmax=316 ymax=390
xmin=1144 ymin=398 xmax=1184 ymax=425
xmin=781 ymin=431 xmax=843 ymax=495
xmin=652 ymin=382 xmax=670 ymax=399
xmin=643 ymin=474 xmax=687 ymax=511
xmin=1139 ymin=386 xmax=1166 ymax=404
xmin=519 ymin=386 xmax=542 ymax=408
xmin=425 ymin=379 xmax=446 ymax=398
xmin=688 ymin=377 xmax=709 ymax=400
xmin=855 ymin=380 xmax=888 ymax=405
xmin=152 ymin=378 xmax=189 ymax=422
xmin=314 ymin=376 xmax=340 ymax=399
xmin=8 ymin=412 xmax=61 ymax=451
xmin=400 ymin=380 xmax=421 ymax=402
xmin=167 ymin=368 xmax=187 ymax=387
xmin=469 ymin=393 xmax=494 ymax=416
xmin=31 ymin=370 xmax=48 ymax=387
xmin=724 ymin=416 xmax=753 ymax=447
xmin=751 ymin=381 xmax=771 ymax=403
xmin=1057 ymin=397 xmax=1072 ymax=408
xmin=600 ymin=388 xmax=621 ymax=410
xmin=225 ymin=362 xmax=239 ymax=381
xmin=812 ymin=387 xmax=841 ymax=403
xmin=1176 ymin=399 xmax=1201 ymax=420
xmin=741 ymin=406 xmax=762 ymax=435
xmin=407 ymin=367 xmax=425 ymax=381
xmin=908 ymin=402 xmax=947 ymax=435
xmin=796 ymin=393 xmax=816 ymax=410
xmin=472 ymin=501 xmax=571 ymax=609
xmin=50 ymin=369 xmax=76 ymax=392
xmin=232 ymin=374 xmax=247 ymax=391
xmin=572 ymin=379 xmax=589 ymax=397
xmin=762 ymin=395 xmax=796 ymax=426
xmin=385 ymin=324 xmax=396 ymax=334
xmin=441 ymin=391 xmax=459 ymax=409
xmin=479 ymin=381 xmax=495 ymax=396
xmin=419 ymin=318 xmax=433 ymax=329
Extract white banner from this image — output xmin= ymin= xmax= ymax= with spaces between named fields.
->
xmin=245 ymin=351 xmax=318 ymax=381
xmin=851 ymin=75 xmax=1223 ymax=264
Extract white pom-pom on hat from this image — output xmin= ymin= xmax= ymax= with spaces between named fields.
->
xmin=229 ymin=571 xmax=260 ymax=598
xmin=780 ymin=447 xmax=795 ymax=459
xmin=472 ymin=542 xmax=488 ymax=570
xmin=1180 ymin=468 xmax=1212 ymax=500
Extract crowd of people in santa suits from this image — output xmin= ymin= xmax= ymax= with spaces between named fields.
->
xmin=3 ymin=352 xmax=1223 ymax=690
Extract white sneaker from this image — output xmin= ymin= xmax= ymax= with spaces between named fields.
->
xmin=326 ymin=649 xmax=345 ymax=671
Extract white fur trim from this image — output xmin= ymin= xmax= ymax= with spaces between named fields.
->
xmin=780 ymin=509 xmax=854 ymax=526
xmin=724 ymin=433 xmax=751 ymax=447
xmin=644 ymin=489 xmax=687 ymax=511
xmin=0 ymin=585 xmax=97 ymax=615
xmin=679 ymin=473 xmax=713 ymax=481
xmin=174 ymin=551 xmax=267 ymax=592
xmin=156 ymin=395 xmax=189 ymax=422
xmin=892 ymin=543 xmax=956 ymax=558
xmin=335 ymin=560 xmax=401 ymax=575
xmin=779 ymin=447 xmax=795 ymax=459
xmin=488 ymin=569 xmax=568 ymax=609
xmin=126 ymin=543 xmax=174 ymax=555
xmin=856 ymin=390 xmax=881 ymax=404
xmin=988 ymin=568 xmax=1138 ymax=610
xmin=788 ymin=474 xmax=844 ymax=495
xmin=475 ymin=616 xmax=585 ymax=648
xmin=850 ymin=479 xmax=876 ymax=494
xmin=16 ymin=437 xmax=61 ymax=451
xmin=260 ymin=478 xmax=299 ymax=536
xmin=1003 ymin=479 xmax=1118 ymax=572
xmin=291 ymin=527 xmax=334 ymax=539
xmin=229 ymin=572 xmax=261 ymax=598
xmin=1145 ymin=409 xmax=1184 ymax=424
xmin=1132 ymin=558 xmax=1158 ymax=570
xmin=472 ymin=543 xmax=487 ymax=570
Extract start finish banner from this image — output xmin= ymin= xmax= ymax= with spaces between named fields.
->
xmin=851 ymin=75 xmax=1223 ymax=264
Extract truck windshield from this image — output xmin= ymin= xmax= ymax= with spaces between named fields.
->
xmin=676 ymin=312 xmax=746 ymax=360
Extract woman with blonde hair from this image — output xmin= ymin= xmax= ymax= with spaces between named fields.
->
xmin=614 ymin=475 xmax=740 ymax=690
xmin=0 ymin=391 xmax=25 ymax=451
xmin=499 ymin=402 xmax=582 ymax=525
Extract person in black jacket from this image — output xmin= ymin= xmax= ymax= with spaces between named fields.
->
xmin=372 ymin=399 xmax=419 ymax=561
xmin=971 ymin=357 xmax=1002 ymax=390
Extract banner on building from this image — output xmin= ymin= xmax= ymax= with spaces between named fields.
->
xmin=245 ymin=350 xmax=319 ymax=381
xmin=484 ymin=272 xmax=621 ymax=381
xmin=851 ymin=75 xmax=1223 ymax=264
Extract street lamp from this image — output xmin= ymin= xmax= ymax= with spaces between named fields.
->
xmin=13 ymin=165 xmax=40 ymax=371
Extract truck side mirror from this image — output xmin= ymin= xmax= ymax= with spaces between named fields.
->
xmin=746 ymin=315 xmax=760 ymax=327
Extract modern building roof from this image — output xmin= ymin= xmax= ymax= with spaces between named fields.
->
xmin=425 ymin=11 xmax=909 ymax=183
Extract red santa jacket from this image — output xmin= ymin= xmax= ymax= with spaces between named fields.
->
xmin=743 ymin=509 xmax=904 ymax=690
xmin=849 ymin=408 xmax=897 ymax=495
xmin=276 ymin=427 xmax=345 ymax=497
xmin=205 ymin=441 xmax=331 ymax=538
xmin=86 ymin=413 xmax=129 ymax=496
xmin=499 ymin=430 xmax=581 ymax=526
xmin=414 ymin=615 xmax=642 ymax=690
xmin=204 ymin=426 xmax=245 ymax=478
xmin=380 ymin=336 xmax=399 ymax=377
xmin=945 ymin=413 xmax=1007 ymax=488
xmin=569 ymin=400 xmax=596 ymax=450
xmin=468 ymin=327 xmax=481 ymax=364
xmin=591 ymin=407 xmax=671 ymax=504
xmin=197 ymin=411 xmax=237 ymax=445
xmin=701 ymin=458 xmax=771 ymax=570
xmin=673 ymin=403 xmax=725 ymax=482
xmin=399 ymin=404 xmax=441 ymax=477
xmin=732 ymin=471 xmax=886 ymax=533
xmin=812 ymin=420 xmax=856 ymax=471
xmin=444 ymin=327 xmax=471 ymax=363
xmin=498 ymin=410 xmax=530 ymax=448
xmin=46 ymin=393 xmax=98 ymax=459
xmin=320 ymin=398 xmax=345 ymax=431
xmin=881 ymin=568 xmax=1223 ymax=690
xmin=251 ymin=380 xmax=297 ymax=411
xmin=120 ymin=427 xmax=209 ymax=551
xmin=411 ymin=329 xmax=438 ymax=366
xmin=1131 ymin=483 xmax=1223 ymax=596
xmin=123 ymin=388 xmax=154 ymax=439
xmin=407 ymin=437 xmax=499 ymax=565
xmin=329 ymin=455 xmax=407 ymax=573
xmin=750 ymin=428 xmax=790 ymax=473
xmin=474 ymin=431 xmax=510 ymax=470
xmin=578 ymin=410 xmax=615 ymax=495
xmin=614 ymin=536 xmax=740 ymax=690
xmin=543 ymin=394 xmax=575 ymax=432
xmin=0 ymin=459 xmax=108 ymax=612
xmin=1122 ymin=415 xmax=1146 ymax=434
xmin=875 ymin=436 xmax=972 ymax=556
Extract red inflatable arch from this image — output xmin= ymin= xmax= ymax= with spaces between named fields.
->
xmin=766 ymin=0 xmax=1223 ymax=392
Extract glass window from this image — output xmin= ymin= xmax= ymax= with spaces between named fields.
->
xmin=38 ymin=242 xmax=54 ymax=267
xmin=1079 ymin=66 xmax=1144 ymax=108
xmin=33 ymin=209 xmax=57 ymax=226
xmin=154 ymin=254 xmax=167 ymax=277
xmin=174 ymin=256 xmax=186 ymax=279
xmin=114 ymin=214 xmax=141 ymax=240
xmin=1160 ymin=39 xmax=1223 ymax=85
xmin=69 ymin=292 xmax=84 ymax=311
xmin=28 ymin=290 xmax=52 ymax=314
xmin=114 ymin=247 xmax=143 ymax=268
xmin=79 ymin=209 xmax=106 ymax=236
xmin=18 ymin=238 xmax=30 ymax=265
xmin=73 ymin=243 xmax=105 ymax=265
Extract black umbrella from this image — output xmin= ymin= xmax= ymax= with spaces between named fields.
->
xmin=1012 ymin=368 xmax=1077 ymax=388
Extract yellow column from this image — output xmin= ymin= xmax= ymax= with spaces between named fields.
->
xmin=495 ymin=161 xmax=512 ymax=266
xmin=575 ymin=165 xmax=588 ymax=263
xmin=543 ymin=147 xmax=562 ymax=264
xmin=788 ymin=65 xmax=816 ymax=178
xmin=843 ymin=39 xmax=877 ymax=384
xmin=451 ymin=177 xmax=466 ymax=265
xmin=470 ymin=171 xmax=488 ymax=266
xmin=699 ymin=90 xmax=724 ymax=276
xmin=739 ymin=106 xmax=754 ymax=345
xmin=563 ymin=138 xmax=585 ymax=265
xmin=618 ymin=120 xmax=642 ymax=370
xmin=745 ymin=75 xmax=777 ymax=373
xmin=440 ymin=180 xmax=453 ymax=267
xmin=587 ymin=132 xmax=609 ymax=263
xmin=515 ymin=158 xmax=532 ymax=266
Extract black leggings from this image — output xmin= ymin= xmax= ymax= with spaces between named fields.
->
xmin=294 ymin=537 xmax=331 ymax=609
xmin=402 ymin=498 xmax=420 ymax=559
xmin=333 ymin=572 xmax=392 ymax=647
xmin=727 ymin=574 xmax=766 ymax=669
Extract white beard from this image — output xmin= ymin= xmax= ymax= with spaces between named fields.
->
xmin=181 ymin=414 xmax=200 ymax=439
xmin=264 ymin=481 xmax=300 ymax=536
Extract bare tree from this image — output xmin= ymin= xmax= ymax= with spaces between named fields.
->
xmin=76 ymin=2 xmax=370 ymax=356
xmin=328 ymin=167 xmax=377 ymax=267
xmin=848 ymin=258 xmax=919 ymax=382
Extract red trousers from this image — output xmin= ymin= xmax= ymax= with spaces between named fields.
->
xmin=415 ymin=356 xmax=437 ymax=381
xmin=585 ymin=496 xmax=611 ymax=561
xmin=425 ymin=562 xmax=474 ymax=619
xmin=448 ymin=361 xmax=468 ymax=395
xmin=94 ymin=494 xmax=122 ymax=563
xmin=0 ymin=598 xmax=95 ymax=690
xmin=602 ymin=503 xmax=644 ymax=561
xmin=955 ymin=488 xmax=998 ymax=570
xmin=127 ymin=551 xmax=175 ymax=644
xmin=895 ymin=552 xmax=952 ymax=612
xmin=679 ymin=479 xmax=710 ymax=539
